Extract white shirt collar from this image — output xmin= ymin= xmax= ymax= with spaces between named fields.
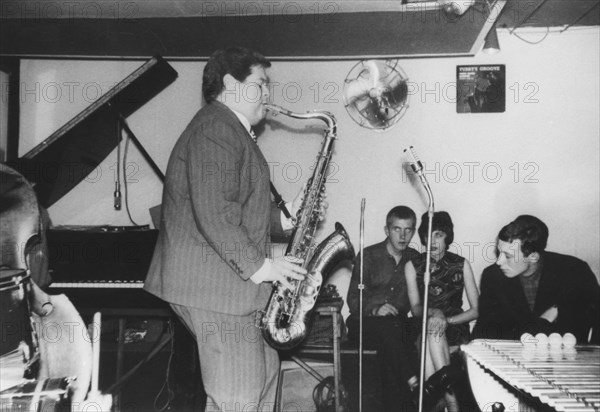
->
xmin=230 ymin=108 xmax=251 ymax=133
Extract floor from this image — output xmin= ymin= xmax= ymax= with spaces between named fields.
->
xmin=101 ymin=350 xmax=384 ymax=412
xmin=98 ymin=321 xmax=479 ymax=412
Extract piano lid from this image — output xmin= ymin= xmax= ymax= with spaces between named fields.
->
xmin=12 ymin=56 xmax=178 ymax=208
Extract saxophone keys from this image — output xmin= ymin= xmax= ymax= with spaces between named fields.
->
xmin=254 ymin=310 xmax=266 ymax=328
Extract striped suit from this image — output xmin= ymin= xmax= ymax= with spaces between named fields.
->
xmin=145 ymin=101 xmax=283 ymax=409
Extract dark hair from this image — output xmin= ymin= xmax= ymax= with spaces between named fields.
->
xmin=498 ymin=215 xmax=548 ymax=256
xmin=202 ymin=47 xmax=271 ymax=103
xmin=418 ymin=211 xmax=454 ymax=248
xmin=386 ymin=206 xmax=416 ymax=227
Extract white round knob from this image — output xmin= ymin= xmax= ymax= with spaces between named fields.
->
xmin=562 ymin=333 xmax=577 ymax=347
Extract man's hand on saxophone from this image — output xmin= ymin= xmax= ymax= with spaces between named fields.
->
xmin=266 ymin=255 xmax=307 ymax=290
xmin=317 ymin=196 xmax=329 ymax=222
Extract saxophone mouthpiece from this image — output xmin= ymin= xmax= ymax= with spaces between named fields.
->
xmin=264 ymin=103 xmax=282 ymax=116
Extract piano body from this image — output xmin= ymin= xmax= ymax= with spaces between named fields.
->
xmin=11 ymin=55 xmax=177 ymax=313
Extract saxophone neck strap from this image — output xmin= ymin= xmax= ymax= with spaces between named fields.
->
xmin=270 ymin=182 xmax=292 ymax=220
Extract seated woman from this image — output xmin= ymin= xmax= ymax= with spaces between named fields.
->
xmin=405 ymin=211 xmax=479 ymax=412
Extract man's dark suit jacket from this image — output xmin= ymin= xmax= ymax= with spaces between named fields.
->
xmin=145 ymin=101 xmax=283 ymax=316
xmin=473 ymin=251 xmax=600 ymax=343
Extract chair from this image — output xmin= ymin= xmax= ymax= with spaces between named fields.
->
xmin=281 ymin=265 xmax=377 ymax=412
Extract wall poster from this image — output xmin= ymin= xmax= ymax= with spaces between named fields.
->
xmin=457 ymin=65 xmax=505 ymax=113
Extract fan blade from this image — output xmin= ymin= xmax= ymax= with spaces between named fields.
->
xmin=385 ymin=70 xmax=405 ymax=90
xmin=364 ymin=60 xmax=383 ymax=88
xmin=343 ymin=77 xmax=372 ymax=105
xmin=372 ymin=61 xmax=406 ymax=94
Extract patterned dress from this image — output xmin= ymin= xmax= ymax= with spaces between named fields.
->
xmin=413 ymin=251 xmax=470 ymax=346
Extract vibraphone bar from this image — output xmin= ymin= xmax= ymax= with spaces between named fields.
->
xmin=462 ymin=340 xmax=600 ymax=412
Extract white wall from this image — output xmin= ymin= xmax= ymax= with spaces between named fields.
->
xmin=19 ymin=26 xmax=600 ymax=284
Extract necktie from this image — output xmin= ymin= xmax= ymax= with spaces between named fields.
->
xmin=249 ymin=129 xmax=257 ymax=143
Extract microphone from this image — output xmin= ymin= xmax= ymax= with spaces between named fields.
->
xmin=403 ymin=145 xmax=434 ymax=212
xmin=404 ymin=145 xmax=424 ymax=175
xmin=402 ymin=145 xmax=435 ymax=412
xmin=114 ymin=181 xmax=122 ymax=210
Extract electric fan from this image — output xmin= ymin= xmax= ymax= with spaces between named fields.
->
xmin=343 ymin=60 xmax=409 ymax=131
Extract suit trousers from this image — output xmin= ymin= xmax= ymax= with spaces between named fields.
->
xmin=347 ymin=315 xmax=419 ymax=412
xmin=171 ymin=304 xmax=279 ymax=412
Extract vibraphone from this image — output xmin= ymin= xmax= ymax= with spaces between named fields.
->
xmin=462 ymin=339 xmax=600 ymax=412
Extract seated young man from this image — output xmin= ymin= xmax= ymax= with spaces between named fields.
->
xmin=473 ymin=215 xmax=600 ymax=344
xmin=346 ymin=205 xmax=421 ymax=412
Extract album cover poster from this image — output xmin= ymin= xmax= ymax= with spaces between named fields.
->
xmin=456 ymin=65 xmax=506 ymax=113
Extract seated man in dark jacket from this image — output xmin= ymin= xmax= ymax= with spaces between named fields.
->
xmin=473 ymin=215 xmax=600 ymax=344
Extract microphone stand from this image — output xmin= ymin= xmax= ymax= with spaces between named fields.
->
xmin=404 ymin=146 xmax=434 ymax=412
xmin=358 ymin=198 xmax=366 ymax=412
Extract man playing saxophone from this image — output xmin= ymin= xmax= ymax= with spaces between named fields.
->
xmin=144 ymin=47 xmax=315 ymax=411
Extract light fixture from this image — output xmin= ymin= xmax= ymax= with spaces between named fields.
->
xmin=438 ymin=0 xmax=476 ymax=16
xmin=483 ymin=25 xmax=501 ymax=55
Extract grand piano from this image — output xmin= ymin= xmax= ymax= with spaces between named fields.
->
xmin=12 ymin=55 xmax=176 ymax=313
xmin=6 ymin=56 xmax=202 ymax=410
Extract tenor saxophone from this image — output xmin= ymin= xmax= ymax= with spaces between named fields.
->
xmin=258 ymin=103 xmax=355 ymax=350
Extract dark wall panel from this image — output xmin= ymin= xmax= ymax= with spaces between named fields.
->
xmin=0 ymin=11 xmax=493 ymax=59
